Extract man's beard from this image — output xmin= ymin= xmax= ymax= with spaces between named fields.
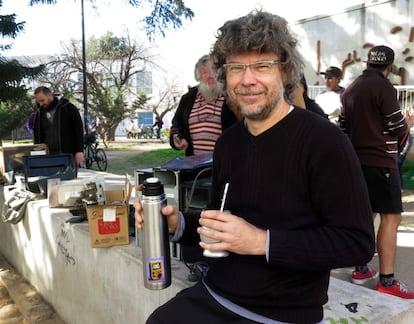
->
xmin=232 ymin=84 xmax=284 ymax=121
xmin=43 ymin=96 xmax=59 ymax=112
xmin=198 ymin=81 xmax=224 ymax=100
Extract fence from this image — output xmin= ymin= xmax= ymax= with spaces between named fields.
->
xmin=308 ymin=86 xmax=414 ymax=110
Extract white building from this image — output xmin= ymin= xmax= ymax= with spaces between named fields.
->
xmin=293 ymin=0 xmax=414 ymax=87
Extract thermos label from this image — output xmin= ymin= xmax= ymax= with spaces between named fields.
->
xmin=147 ymin=257 xmax=165 ymax=282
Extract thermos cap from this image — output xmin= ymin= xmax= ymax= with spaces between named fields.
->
xmin=142 ymin=177 xmax=164 ymax=196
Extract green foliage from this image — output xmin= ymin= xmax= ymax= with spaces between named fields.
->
xmin=0 ymin=13 xmax=25 ymax=50
xmin=403 ymin=159 xmax=414 ymax=173
xmin=131 ymin=91 xmax=150 ymax=110
xmin=88 ymin=86 xmax=130 ymax=128
xmin=37 ymin=31 xmax=154 ymax=141
xmin=0 ymin=97 xmax=33 ymax=138
xmin=84 ymin=32 xmax=152 ymax=139
xmin=142 ymin=0 xmax=194 ymax=38
xmin=87 ymin=32 xmax=129 ymax=61
xmin=0 ymin=1 xmax=45 ymax=140
xmin=28 ymin=0 xmax=193 ymax=39
xmin=0 ymin=58 xmax=44 ymax=101
xmin=29 ymin=0 xmax=57 ymax=5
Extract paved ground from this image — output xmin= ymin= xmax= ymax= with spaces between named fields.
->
xmin=331 ymin=190 xmax=414 ymax=291
xmin=0 ymin=253 xmax=65 ymax=324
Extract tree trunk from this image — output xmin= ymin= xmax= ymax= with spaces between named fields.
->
xmin=107 ymin=126 xmax=116 ymax=142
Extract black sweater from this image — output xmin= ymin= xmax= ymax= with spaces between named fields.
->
xmin=181 ymin=107 xmax=375 ymax=323
xmin=341 ymin=69 xmax=407 ymax=169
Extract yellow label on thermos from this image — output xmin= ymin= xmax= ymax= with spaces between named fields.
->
xmin=147 ymin=257 xmax=165 ymax=282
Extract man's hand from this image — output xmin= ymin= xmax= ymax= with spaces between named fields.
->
xmin=74 ymin=152 xmax=84 ymax=165
xmin=173 ymin=134 xmax=188 ymax=150
xmin=197 ymin=210 xmax=267 ymax=255
xmin=404 ymin=106 xmax=414 ymax=128
xmin=134 ymin=194 xmax=179 ymax=234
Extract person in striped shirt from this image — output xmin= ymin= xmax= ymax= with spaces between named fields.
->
xmin=169 ymin=55 xmax=240 ymax=156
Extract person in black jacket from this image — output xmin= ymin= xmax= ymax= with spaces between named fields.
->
xmin=341 ymin=46 xmax=414 ymax=299
xmin=298 ymin=75 xmax=328 ymax=119
xmin=169 ymin=55 xmax=240 ymax=156
xmin=33 ymin=86 xmax=84 ymax=166
xmin=152 ymin=115 xmax=164 ymax=139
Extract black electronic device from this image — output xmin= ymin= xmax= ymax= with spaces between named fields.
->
xmin=22 ymin=154 xmax=76 ymax=194
xmin=66 ymin=216 xmax=86 ymax=223
xmin=152 ymin=154 xmax=214 ymax=265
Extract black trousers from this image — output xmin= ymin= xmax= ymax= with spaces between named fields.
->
xmin=146 ymin=281 xmax=262 ymax=324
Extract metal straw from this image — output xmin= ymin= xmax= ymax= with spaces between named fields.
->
xmin=220 ymin=182 xmax=230 ymax=212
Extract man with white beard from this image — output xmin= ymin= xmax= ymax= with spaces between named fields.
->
xmin=170 ymin=55 xmax=240 ymax=156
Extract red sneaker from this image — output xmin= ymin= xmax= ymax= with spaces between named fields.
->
xmin=376 ymin=280 xmax=414 ymax=299
xmin=351 ymin=268 xmax=379 ymax=284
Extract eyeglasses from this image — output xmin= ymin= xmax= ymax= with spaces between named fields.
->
xmin=223 ymin=60 xmax=283 ymax=76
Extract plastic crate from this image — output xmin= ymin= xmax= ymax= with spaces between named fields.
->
xmin=22 ymin=154 xmax=76 ymax=194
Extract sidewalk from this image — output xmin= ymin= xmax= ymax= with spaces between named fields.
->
xmin=0 ymin=253 xmax=65 ymax=323
xmin=326 ymin=189 xmax=414 ymax=323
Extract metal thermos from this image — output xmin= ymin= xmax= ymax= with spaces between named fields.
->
xmin=141 ymin=177 xmax=171 ymax=290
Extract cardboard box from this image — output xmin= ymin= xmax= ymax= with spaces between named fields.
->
xmin=86 ymin=178 xmax=132 ymax=248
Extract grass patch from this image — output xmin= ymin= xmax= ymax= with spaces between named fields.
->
xmin=106 ymin=148 xmax=185 ymax=176
xmin=403 ymin=159 xmax=414 ymax=173
xmin=2 ymin=139 xmax=33 ymax=145
xmin=125 ymin=148 xmax=185 ymax=169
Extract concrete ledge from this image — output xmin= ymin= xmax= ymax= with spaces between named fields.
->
xmin=2 ymin=171 xmax=414 ymax=323
xmin=326 ymin=277 xmax=414 ymax=323
xmin=0 ymin=197 xmax=192 ymax=323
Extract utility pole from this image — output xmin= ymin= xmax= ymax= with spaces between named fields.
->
xmin=81 ymin=0 xmax=88 ymax=134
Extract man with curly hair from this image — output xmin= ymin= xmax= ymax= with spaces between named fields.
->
xmin=135 ymin=10 xmax=375 ymax=323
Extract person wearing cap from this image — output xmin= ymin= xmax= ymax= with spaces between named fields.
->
xmin=315 ymin=66 xmax=345 ymax=123
xmin=340 ymin=45 xmax=414 ymax=299
xmin=297 ymin=75 xmax=328 ymax=119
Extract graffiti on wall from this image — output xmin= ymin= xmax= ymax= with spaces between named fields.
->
xmin=316 ymin=25 xmax=414 ymax=85
xmin=56 ymin=223 xmax=76 ymax=266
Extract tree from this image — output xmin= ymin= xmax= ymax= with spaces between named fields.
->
xmin=28 ymin=0 xmax=194 ymax=39
xmin=0 ymin=8 xmax=24 ymax=52
xmin=0 ymin=97 xmax=33 ymax=140
xmin=0 ymin=1 xmax=44 ymax=144
xmin=149 ymin=77 xmax=182 ymax=120
xmin=38 ymin=31 xmax=155 ymax=141
xmin=0 ymin=57 xmax=44 ymax=101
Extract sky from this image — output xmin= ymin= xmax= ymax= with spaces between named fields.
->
xmin=2 ymin=0 xmax=362 ymax=91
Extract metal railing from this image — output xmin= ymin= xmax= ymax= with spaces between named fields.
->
xmin=308 ymin=85 xmax=414 ymax=110
xmin=396 ymin=86 xmax=414 ymax=110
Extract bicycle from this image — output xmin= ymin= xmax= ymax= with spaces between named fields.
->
xmin=83 ymin=132 xmax=108 ymax=171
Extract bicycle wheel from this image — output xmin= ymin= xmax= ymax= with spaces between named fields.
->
xmin=95 ymin=148 xmax=107 ymax=171
xmin=85 ymin=145 xmax=94 ymax=169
